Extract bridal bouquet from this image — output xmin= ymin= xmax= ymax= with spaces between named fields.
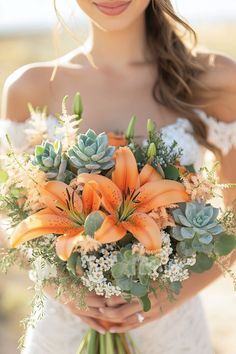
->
xmin=0 ymin=94 xmax=236 ymax=354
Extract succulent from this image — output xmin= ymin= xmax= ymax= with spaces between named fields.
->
xmin=33 ymin=140 xmax=73 ymax=182
xmin=172 ymin=202 xmax=224 ymax=246
xmin=68 ymin=129 xmax=115 ymax=174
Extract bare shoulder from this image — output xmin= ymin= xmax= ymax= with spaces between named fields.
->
xmin=196 ymin=52 xmax=236 ymax=122
xmin=1 ymin=61 xmax=57 ymax=122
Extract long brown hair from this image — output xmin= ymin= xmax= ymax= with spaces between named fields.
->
xmin=145 ymin=0 xmax=218 ymax=152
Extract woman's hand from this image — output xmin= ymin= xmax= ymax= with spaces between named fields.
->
xmin=44 ymin=285 xmax=108 ymax=334
xmin=99 ymin=291 xmax=171 ymax=333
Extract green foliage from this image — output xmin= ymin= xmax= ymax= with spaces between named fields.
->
xmin=111 ymin=246 xmax=161 ymax=311
xmin=68 ymin=129 xmax=115 ymax=174
xmin=170 ymin=281 xmax=182 ymax=295
xmin=0 ymin=169 xmax=9 ymax=183
xmin=0 ymin=193 xmax=29 ymax=227
xmin=0 ymin=248 xmax=24 ymax=273
xmin=84 ymin=212 xmax=104 ymax=236
xmin=67 ymin=252 xmax=81 ymax=276
xmin=190 ymin=253 xmax=214 ymax=273
xmin=163 ymin=165 xmax=180 ymax=181
xmin=140 ymin=294 xmax=151 ymax=312
xmin=214 ymin=233 xmax=236 ymax=256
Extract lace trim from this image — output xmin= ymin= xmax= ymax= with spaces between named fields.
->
xmin=196 ymin=110 xmax=236 ymax=155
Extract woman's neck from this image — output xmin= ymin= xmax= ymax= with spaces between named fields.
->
xmin=84 ymin=14 xmax=150 ymax=69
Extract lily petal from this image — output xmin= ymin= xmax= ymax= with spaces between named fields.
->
xmin=77 ymin=174 xmax=122 ymax=215
xmin=107 ymin=132 xmax=128 ymax=147
xmin=94 ymin=215 xmax=126 ymax=243
xmin=82 ymin=183 xmax=101 ymax=215
xmin=122 ymin=212 xmax=161 ymax=251
xmin=56 ymin=232 xmax=84 ymax=261
xmin=139 ymin=164 xmax=163 ymax=186
xmin=136 ymin=180 xmax=190 ymax=213
xmin=40 ymin=181 xmax=83 ymax=216
xmin=11 ymin=214 xmax=80 ymax=248
xmin=112 ymin=147 xmax=140 ymax=194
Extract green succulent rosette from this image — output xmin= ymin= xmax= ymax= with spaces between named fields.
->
xmin=68 ymin=129 xmax=115 ymax=174
xmin=33 ymin=140 xmax=73 ymax=182
xmin=171 ymin=202 xmax=224 ymax=256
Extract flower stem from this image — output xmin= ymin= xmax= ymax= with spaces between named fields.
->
xmin=115 ymin=334 xmax=126 ymax=354
xmin=76 ymin=331 xmax=89 ymax=354
xmin=99 ymin=333 xmax=106 ymax=354
xmin=87 ymin=329 xmax=98 ymax=354
xmin=105 ymin=332 xmax=115 ymax=354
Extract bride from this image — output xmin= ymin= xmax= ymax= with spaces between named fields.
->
xmin=1 ymin=1 xmax=236 ymax=353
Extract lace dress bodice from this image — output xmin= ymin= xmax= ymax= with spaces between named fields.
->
xmin=1 ymin=111 xmax=235 ymax=354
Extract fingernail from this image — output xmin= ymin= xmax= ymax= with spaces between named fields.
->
xmin=99 ymin=308 xmax=104 ymax=313
xmin=109 ymin=328 xmax=116 ymax=333
xmin=99 ymin=330 xmax=106 ymax=335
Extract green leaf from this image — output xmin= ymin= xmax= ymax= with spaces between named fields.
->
xmin=184 ymin=164 xmax=196 ymax=173
xmin=190 ymin=253 xmax=214 ymax=273
xmin=170 ymin=281 xmax=182 ymax=295
xmin=140 ymin=294 xmax=151 ymax=312
xmin=130 ymin=282 xmax=147 ymax=297
xmin=84 ymin=212 xmax=104 ymax=236
xmin=0 ymin=170 xmax=9 ymax=183
xmin=214 ymin=233 xmax=236 ymax=256
xmin=163 ymin=165 xmax=180 ymax=181
xmin=116 ymin=277 xmax=132 ymax=291
xmin=10 ymin=186 xmax=25 ymax=198
xmin=111 ymin=263 xmax=127 ymax=278
xmin=176 ymin=240 xmax=195 ymax=257
xmin=67 ymin=252 xmax=80 ymax=276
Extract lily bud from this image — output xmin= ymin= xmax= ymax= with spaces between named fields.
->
xmin=73 ymin=92 xmax=83 ymax=120
xmin=147 ymin=142 xmax=157 ymax=159
xmin=147 ymin=119 xmax=156 ymax=137
xmin=125 ymin=115 xmax=137 ymax=140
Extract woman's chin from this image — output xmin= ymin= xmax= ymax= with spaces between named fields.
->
xmin=77 ymin=0 xmax=150 ymax=32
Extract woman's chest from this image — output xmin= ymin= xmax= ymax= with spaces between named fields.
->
xmin=49 ymin=66 xmax=179 ymax=136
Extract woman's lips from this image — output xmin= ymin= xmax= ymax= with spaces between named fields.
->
xmin=94 ymin=1 xmax=131 ymax=16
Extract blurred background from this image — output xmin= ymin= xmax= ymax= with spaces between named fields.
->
xmin=0 ymin=0 xmax=236 ymax=353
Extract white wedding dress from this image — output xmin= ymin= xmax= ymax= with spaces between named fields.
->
xmin=1 ymin=110 xmax=236 ymax=354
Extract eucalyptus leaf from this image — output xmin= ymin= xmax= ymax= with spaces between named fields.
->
xmin=130 ymin=282 xmax=147 ymax=297
xmin=140 ymin=294 xmax=151 ymax=312
xmin=214 ymin=233 xmax=236 ymax=256
xmin=84 ymin=212 xmax=104 ymax=236
xmin=170 ymin=281 xmax=182 ymax=295
xmin=190 ymin=253 xmax=214 ymax=273
xmin=67 ymin=252 xmax=80 ymax=276
xmin=163 ymin=165 xmax=180 ymax=181
xmin=116 ymin=277 xmax=132 ymax=291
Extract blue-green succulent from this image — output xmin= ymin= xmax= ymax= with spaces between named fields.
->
xmin=33 ymin=140 xmax=72 ymax=182
xmin=68 ymin=129 xmax=115 ymax=174
xmin=172 ymin=202 xmax=224 ymax=244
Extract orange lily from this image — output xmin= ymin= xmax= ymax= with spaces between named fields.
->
xmin=11 ymin=181 xmax=101 ymax=260
xmin=77 ymin=147 xmax=190 ymax=252
xmin=107 ymin=132 xmax=128 ymax=147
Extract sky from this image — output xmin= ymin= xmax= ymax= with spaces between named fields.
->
xmin=0 ymin=0 xmax=236 ymax=34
